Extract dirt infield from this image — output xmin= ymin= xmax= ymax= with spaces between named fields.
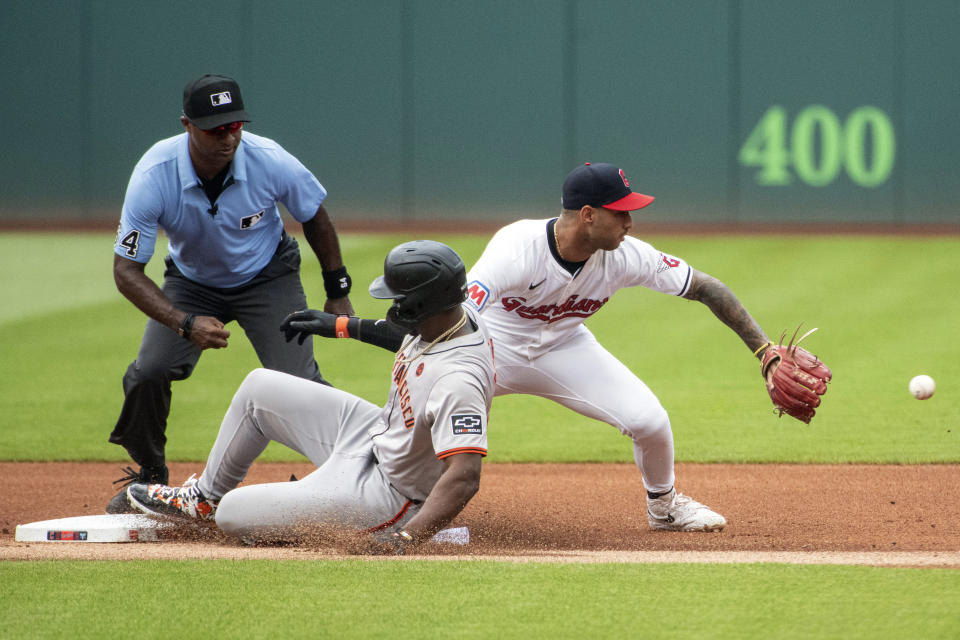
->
xmin=3 ymin=462 xmax=959 ymax=567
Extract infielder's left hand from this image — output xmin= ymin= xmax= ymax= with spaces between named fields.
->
xmin=759 ymin=327 xmax=832 ymax=423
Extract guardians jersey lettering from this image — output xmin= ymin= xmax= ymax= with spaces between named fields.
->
xmin=501 ymin=294 xmax=610 ymax=323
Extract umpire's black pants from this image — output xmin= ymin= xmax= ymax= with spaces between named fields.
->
xmin=109 ymin=233 xmax=328 ymax=471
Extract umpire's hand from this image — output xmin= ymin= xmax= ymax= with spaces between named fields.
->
xmin=324 ymin=295 xmax=355 ymax=317
xmin=191 ymin=316 xmax=230 ymax=349
xmin=280 ymin=309 xmax=339 ymax=345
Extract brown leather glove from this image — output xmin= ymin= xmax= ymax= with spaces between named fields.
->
xmin=759 ymin=327 xmax=832 ymax=424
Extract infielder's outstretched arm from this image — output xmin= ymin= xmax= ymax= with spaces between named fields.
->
xmin=682 ymin=268 xmax=770 ymax=357
xmin=400 ymin=452 xmax=482 ymax=541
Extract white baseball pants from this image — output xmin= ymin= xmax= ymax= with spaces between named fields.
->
xmin=492 ymin=328 xmax=676 ymax=494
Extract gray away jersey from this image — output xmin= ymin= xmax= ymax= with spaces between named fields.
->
xmin=370 ymin=305 xmax=495 ymax=502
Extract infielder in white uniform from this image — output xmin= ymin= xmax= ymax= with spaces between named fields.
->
xmin=277 ymin=166 xmax=777 ymax=533
xmin=125 ymin=240 xmax=494 ymax=551
xmin=464 ymin=162 xmax=779 ymax=532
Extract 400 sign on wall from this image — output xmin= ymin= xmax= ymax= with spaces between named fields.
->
xmin=739 ymin=105 xmax=896 ymax=188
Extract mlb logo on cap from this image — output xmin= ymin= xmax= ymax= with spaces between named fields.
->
xmin=210 ymin=91 xmax=233 ymax=107
xmin=183 ymin=74 xmax=251 ymax=130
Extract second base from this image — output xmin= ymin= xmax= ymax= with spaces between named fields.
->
xmin=15 ymin=513 xmax=171 ymax=543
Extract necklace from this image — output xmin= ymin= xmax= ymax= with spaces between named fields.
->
xmin=400 ymin=310 xmax=468 ymax=364
xmin=553 ymin=219 xmax=566 ymax=260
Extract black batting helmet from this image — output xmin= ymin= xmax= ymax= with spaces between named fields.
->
xmin=368 ymin=240 xmax=467 ymax=331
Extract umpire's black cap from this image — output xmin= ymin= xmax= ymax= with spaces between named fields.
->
xmin=183 ymin=74 xmax=252 ymax=130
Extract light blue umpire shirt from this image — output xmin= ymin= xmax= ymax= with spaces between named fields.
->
xmin=115 ymin=130 xmax=326 ymax=288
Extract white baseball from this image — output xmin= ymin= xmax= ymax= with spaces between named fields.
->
xmin=908 ymin=375 xmax=935 ymax=400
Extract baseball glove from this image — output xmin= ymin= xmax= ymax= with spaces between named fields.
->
xmin=759 ymin=327 xmax=832 ymax=424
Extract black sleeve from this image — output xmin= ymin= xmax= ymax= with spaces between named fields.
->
xmin=349 ymin=317 xmax=407 ymax=352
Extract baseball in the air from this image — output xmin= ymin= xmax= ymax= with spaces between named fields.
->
xmin=908 ymin=375 xmax=936 ymax=400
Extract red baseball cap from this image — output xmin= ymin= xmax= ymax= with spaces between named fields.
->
xmin=561 ymin=163 xmax=655 ymax=211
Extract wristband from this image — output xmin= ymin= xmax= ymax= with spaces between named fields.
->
xmin=335 ymin=315 xmax=350 ymax=338
xmin=395 ymin=529 xmax=415 ymax=543
xmin=322 ymin=267 xmax=352 ymax=299
xmin=178 ymin=313 xmax=196 ymax=340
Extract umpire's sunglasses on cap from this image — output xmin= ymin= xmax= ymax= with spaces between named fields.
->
xmin=198 ymin=121 xmax=244 ymax=134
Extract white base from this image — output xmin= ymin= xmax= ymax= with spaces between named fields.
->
xmin=15 ymin=514 xmax=469 ymax=546
xmin=15 ymin=514 xmax=169 ymax=543
xmin=431 ymin=526 xmax=469 ymax=545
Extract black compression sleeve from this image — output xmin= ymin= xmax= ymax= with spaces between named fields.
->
xmin=351 ymin=318 xmax=407 ymax=352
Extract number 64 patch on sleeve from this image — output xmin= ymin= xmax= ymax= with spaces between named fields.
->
xmin=451 ymin=414 xmax=483 ymax=435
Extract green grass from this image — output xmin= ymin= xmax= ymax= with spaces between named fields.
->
xmin=0 ymin=231 xmax=957 ymax=463
xmin=2 ymin=560 xmax=958 ymax=639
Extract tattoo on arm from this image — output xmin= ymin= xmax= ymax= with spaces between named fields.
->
xmin=683 ymin=269 xmax=770 ymax=354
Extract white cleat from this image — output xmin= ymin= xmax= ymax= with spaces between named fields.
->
xmin=647 ymin=489 xmax=726 ymax=532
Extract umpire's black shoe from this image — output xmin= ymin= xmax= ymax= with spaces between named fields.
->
xmin=105 ymin=464 xmax=169 ymax=514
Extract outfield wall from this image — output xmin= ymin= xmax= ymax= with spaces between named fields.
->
xmin=1 ymin=1 xmax=957 ymax=226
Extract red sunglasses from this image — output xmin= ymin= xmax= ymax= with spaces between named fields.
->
xmin=202 ymin=121 xmax=244 ymax=134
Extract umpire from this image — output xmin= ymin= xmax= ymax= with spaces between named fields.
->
xmin=107 ymin=74 xmax=354 ymax=511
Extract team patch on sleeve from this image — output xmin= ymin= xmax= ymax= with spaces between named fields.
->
xmin=656 ymin=252 xmax=681 ymax=273
xmin=451 ymin=414 xmax=483 ymax=435
xmin=466 ymin=281 xmax=489 ymax=310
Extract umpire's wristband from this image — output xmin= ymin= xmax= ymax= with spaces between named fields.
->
xmin=322 ymin=267 xmax=352 ymax=299
xmin=178 ymin=313 xmax=196 ymax=340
